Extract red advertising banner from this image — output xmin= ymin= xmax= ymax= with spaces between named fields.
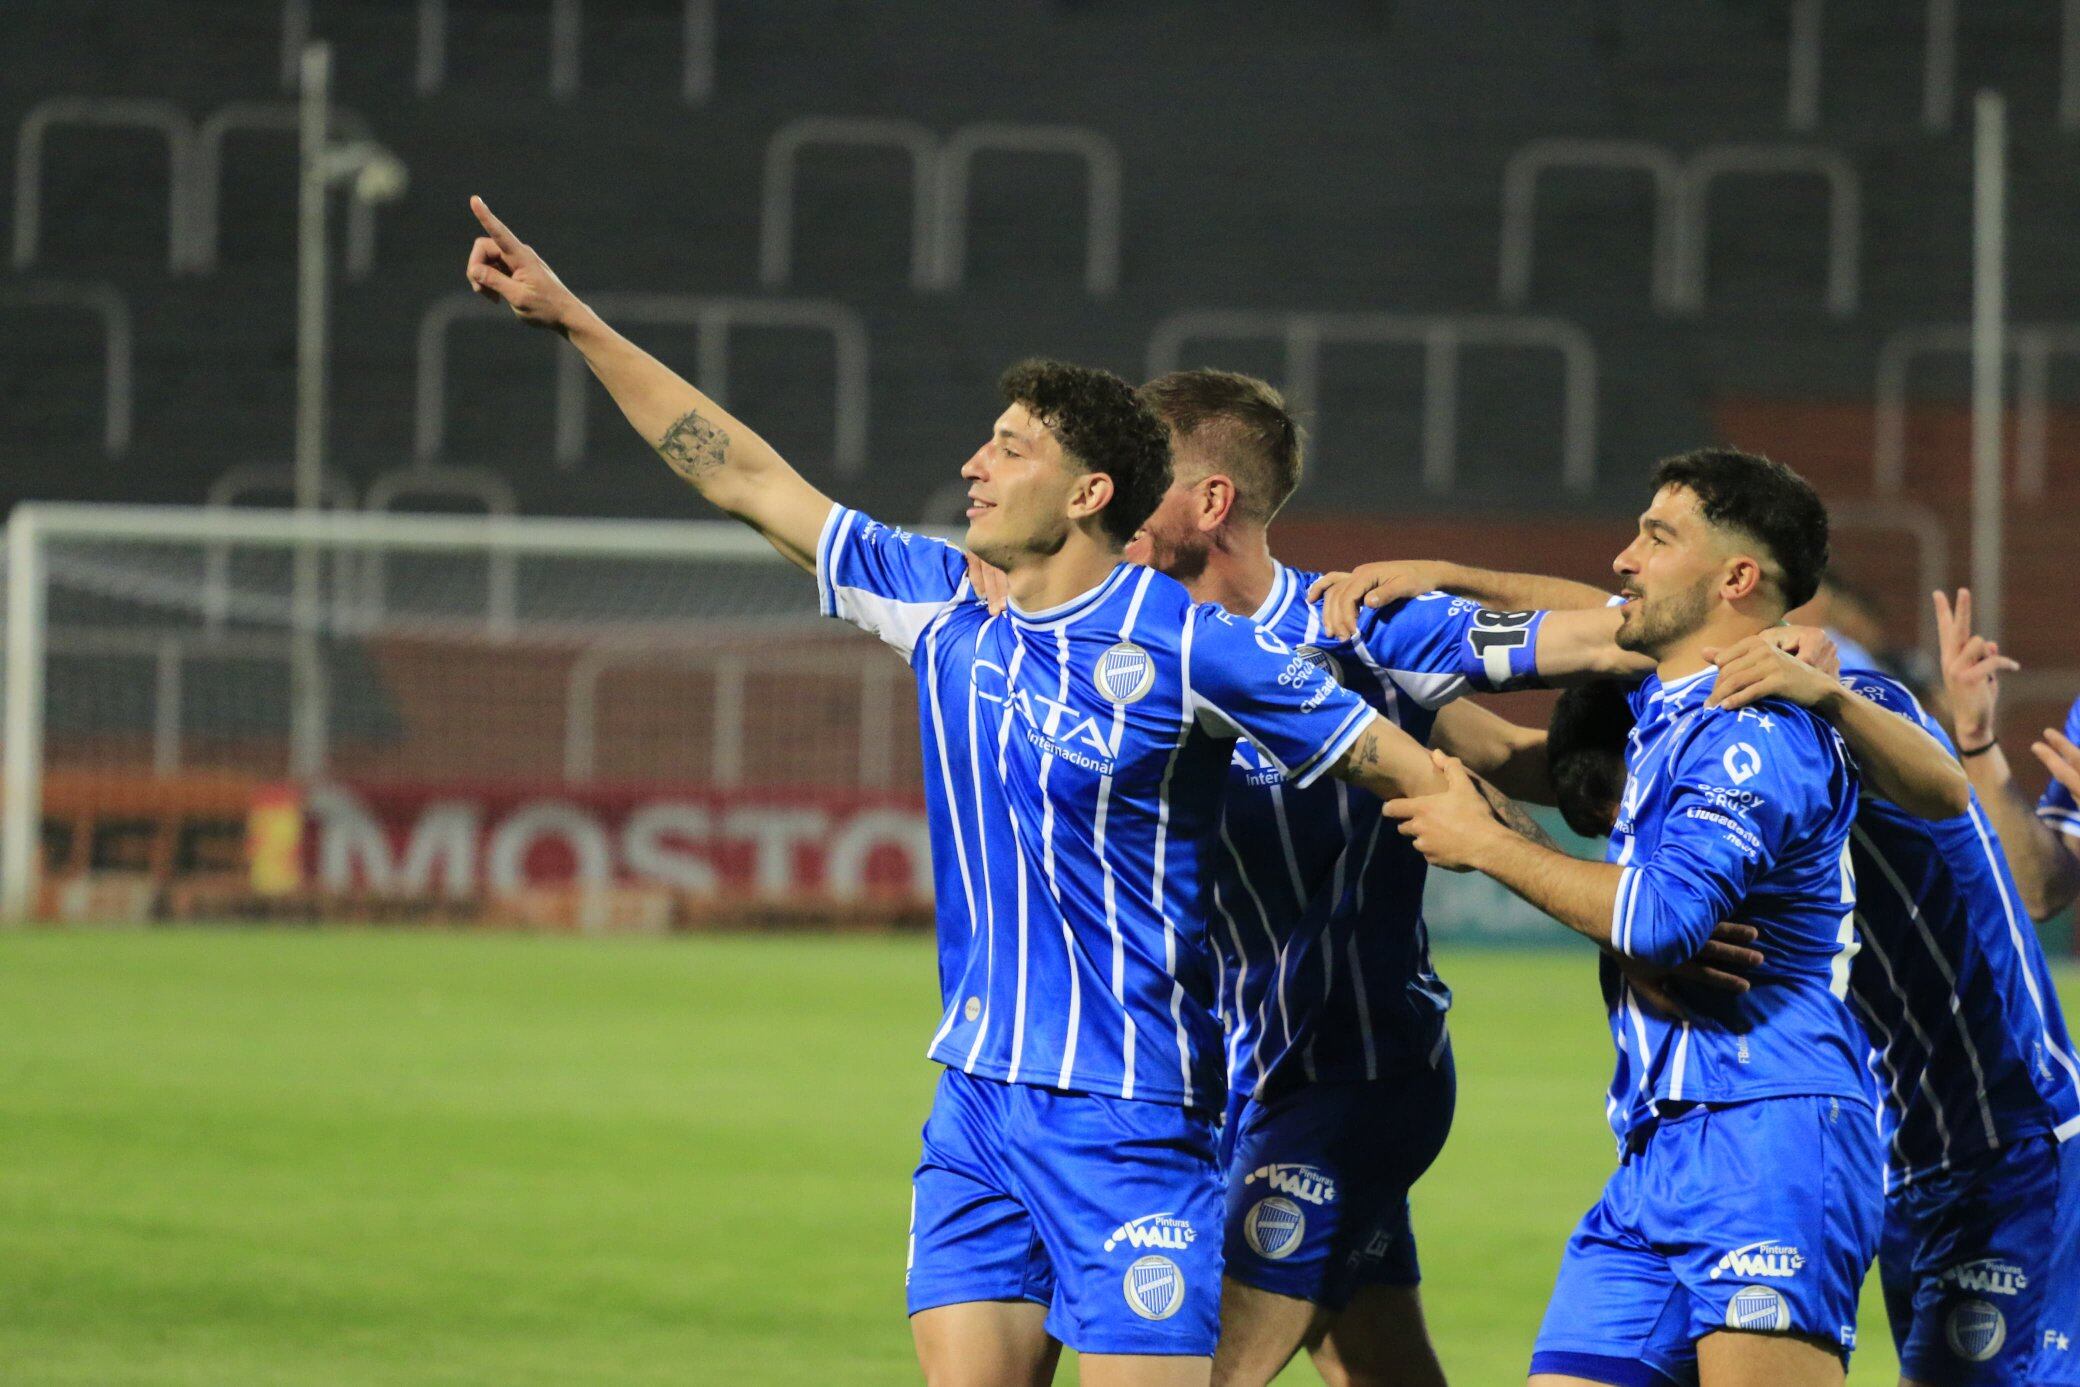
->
xmin=298 ymin=781 xmax=932 ymax=905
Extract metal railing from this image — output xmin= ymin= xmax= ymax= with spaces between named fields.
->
xmin=760 ymin=116 xmax=1123 ymax=297
xmin=1500 ymin=138 xmax=1860 ymax=318
xmin=1874 ymin=323 xmax=2080 ymax=499
xmin=416 ymin=290 xmax=870 ymax=473
xmin=1148 ymin=308 xmax=1598 ymax=495
xmin=0 ymin=281 xmax=133 ymax=456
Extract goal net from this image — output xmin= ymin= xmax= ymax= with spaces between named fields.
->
xmin=1 ymin=504 xmax=931 ymax=929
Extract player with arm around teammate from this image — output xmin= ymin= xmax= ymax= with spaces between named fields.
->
xmin=1378 ymin=451 xmax=1886 ymax=1387
xmin=462 ymin=200 xmax=1480 ymax=1387
xmin=1546 ymin=661 xmax=2080 ymax=1387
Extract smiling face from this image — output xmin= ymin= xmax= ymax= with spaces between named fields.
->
xmin=960 ymin=403 xmax=1106 ymax=568
xmin=1610 ymin=484 xmax=1729 ymax=658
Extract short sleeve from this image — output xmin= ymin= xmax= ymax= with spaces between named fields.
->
xmin=1185 ymin=606 xmax=1376 ymax=789
xmin=1611 ymin=708 xmax=1817 ymax=965
xmin=2039 ymin=695 xmax=2080 ymax=841
xmin=1350 ymin=592 xmax=1551 ymax=708
xmin=815 ymin=504 xmax=971 ymax=660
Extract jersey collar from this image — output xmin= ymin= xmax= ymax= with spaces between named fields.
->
xmin=1006 ymin=562 xmax=1137 ymax=631
xmin=1249 ymin=562 xmax=1294 ymax=626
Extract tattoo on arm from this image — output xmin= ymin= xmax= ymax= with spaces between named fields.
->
xmin=657 ymin=410 xmax=727 ymax=482
xmin=1473 ymin=773 xmax=1559 ymax=850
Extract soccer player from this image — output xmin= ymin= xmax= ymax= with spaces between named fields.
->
xmin=1935 ymin=589 xmax=2080 ymax=923
xmin=1933 ymin=589 xmax=2080 ymax=1387
xmin=1361 ymin=450 xmax=1893 ymax=1386
xmin=1119 ymin=371 xmax=1578 ymax=1387
xmin=1548 ymin=660 xmax=2080 ymax=1387
xmin=461 ymin=198 xmax=1502 ymax=1387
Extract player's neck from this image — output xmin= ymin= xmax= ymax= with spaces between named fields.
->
xmin=1184 ymin=524 xmax=1278 ymax=618
xmin=1006 ymin=529 xmax=1124 ymax=613
xmin=1656 ymin=609 xmax=1771 ymax=684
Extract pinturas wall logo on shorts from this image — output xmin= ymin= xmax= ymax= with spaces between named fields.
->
xmin=1242 ymin=1162 xmax=1338 ymax=1205
xmin=1947 ymin=1300 xmax=2007 ymax=1363
xmin=1940 ymin=1259 xmax=2028 ymax=1297
xmin=1123 ymin=1255 xmax=1185 ymax=1321
xmin=1242 ymin=1197 xmax=1306 ymax=1261
xmin=1102 ymin=1212 xmax=1196 ymax=1254
xmin=1708 ymin=1240 xmax=1805 ymax=1281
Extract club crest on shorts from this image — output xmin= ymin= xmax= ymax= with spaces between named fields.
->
xmin=1947 ymin=1300 xmax=2006 ymax=1363
xmin=1095 ymin=641 xmax=1155 ymax=705
xmin=1723 ymin=1285 xmax=1790 ymax=1332
xmin=1242 ymin=1196 xmax=1306 ymax=1261
xmin=1122 ymin=1255 xmax=1184 ymax=1321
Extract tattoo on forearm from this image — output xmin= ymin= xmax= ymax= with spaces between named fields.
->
xmin=1474 ymin=773 xmax=1559 ymax=850
xmin=656 ymin=410 xmax=727 ymax=482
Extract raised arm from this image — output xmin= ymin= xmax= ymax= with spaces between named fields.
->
xmin=1309 ymin=561 xmax=1613 ymax=630
xmin=1707 ymin=634 xmax=1970 ymax=821
xmin=1429 ymin=700 xmax=1555 ymax=805
xmin=465 ymin=196 xmax=831 ymax=570
xmin=1937 ymin=589 xmax=2080 ymax=918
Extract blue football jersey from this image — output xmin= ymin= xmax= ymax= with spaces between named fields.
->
xmin=816 ymin=507 xmax=1381 ymax=1109
xmin=1213 ymin=564 xmax=1547 ymax=1099
xmin=1600 ymin=668 xmax=1868 ymax=1140
xmin=1838 ymin=670 xmax=2080 ymax=1189
xmin=2039 ymin=694 xmax=2080 ymax=844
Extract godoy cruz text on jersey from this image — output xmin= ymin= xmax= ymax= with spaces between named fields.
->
xmin=1599 ymin=666 xmax=1871 ymax=1140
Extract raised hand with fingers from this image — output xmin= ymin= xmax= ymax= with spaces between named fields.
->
xmin=464 ymin=195 xmax=584 ymax=333
xmin=2036 ymin=726 xmax=2080 ymax=801
xmin=1934 ymin=588 xmax=2020 ymax=752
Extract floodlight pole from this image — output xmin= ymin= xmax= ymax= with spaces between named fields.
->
xmin=292 ymin=41 xmax=332 ymax=779
xmin=1970 ymin=89 xmax=2006 ymax=642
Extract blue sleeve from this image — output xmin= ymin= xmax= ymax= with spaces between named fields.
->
xmin=815 ymin=504 xmax=971 ymax=661
xmin=2040 ymin=695 xmax=2080 ymax=841
xmin=1841 ymin=669 xmax=1957 ymax=754
xmin=1610 ymin=708 xmax=1823 ymax=967
xmin=1349 ymin=593 xmax=1550 ymax=707
xmin=1186 ymin=606 xmax=1377 ymax=789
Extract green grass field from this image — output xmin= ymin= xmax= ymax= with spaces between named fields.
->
xmin=9 ymin=929 xmax=2067 ymax=1384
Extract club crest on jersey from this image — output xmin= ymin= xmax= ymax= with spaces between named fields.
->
xmin=1294 ymin=646 xmax=1345 ymax=686
xmin=1096 ymin=641 xmax=1155 ymax=704
xmin=1709 ymin=1241 xmax=1805 ymax=1281
xmin=1243 ymin=1162 xmax=1338 ymax=1206
xmin=1723 ymin=1285 xmax=1791 ymax=1331
xmin=1242 ymin=1197 xmax=1306 ymax=1261
xmin=1103 ymin=1213 xmax=1197 ymax=1253
xmin=1941 ymin=1259 xmax=2028 ymax=1297
xmin=1947 ymin=1300 xmax=2007 ymax=1363
xmin=1122 ymin=1255 xmax=1185 ymax=1321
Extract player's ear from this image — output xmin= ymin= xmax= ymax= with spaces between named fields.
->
xmin=1198 ymin=474 xmax=1236 ymax=532
xmin=1723 ymin=555 xmax=1764 ymax=602
xmin=1068 ymin=470 xmax=1115 ymax=522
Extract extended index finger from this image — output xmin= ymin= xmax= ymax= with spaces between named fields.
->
xmin=470 ymin=195 xmax=523 ymax=253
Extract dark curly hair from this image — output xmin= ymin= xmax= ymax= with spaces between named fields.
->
xmin=1547 ymin=679 xmax=1636 ymax=839
xmin=999 ymin=358 xmax=1172 ymax=548
xmin=1651 ymin=448 xmax=1830 ymax=613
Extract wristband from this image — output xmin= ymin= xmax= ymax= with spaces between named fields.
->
xmin=1960 ymin=738 xmax=1999 ymax=758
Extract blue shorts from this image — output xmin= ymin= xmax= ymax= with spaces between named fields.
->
xmin=906 ymin=1067 xmax=1223 ymax=1357
xmin=1529 ymin=1094 xmax=1883 ymax=1387
xmin=1881 ymin=1134 xmax=2070 ymax=1385
xmin=1219 ymin=1045 xmax=1456 ymax=1310
xmin=2030 ymin=1135 xmax=2080 ymax=1386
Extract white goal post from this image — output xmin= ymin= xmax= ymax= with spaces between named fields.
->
xmin=1 ymin=501 xmax=926 ymax=923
